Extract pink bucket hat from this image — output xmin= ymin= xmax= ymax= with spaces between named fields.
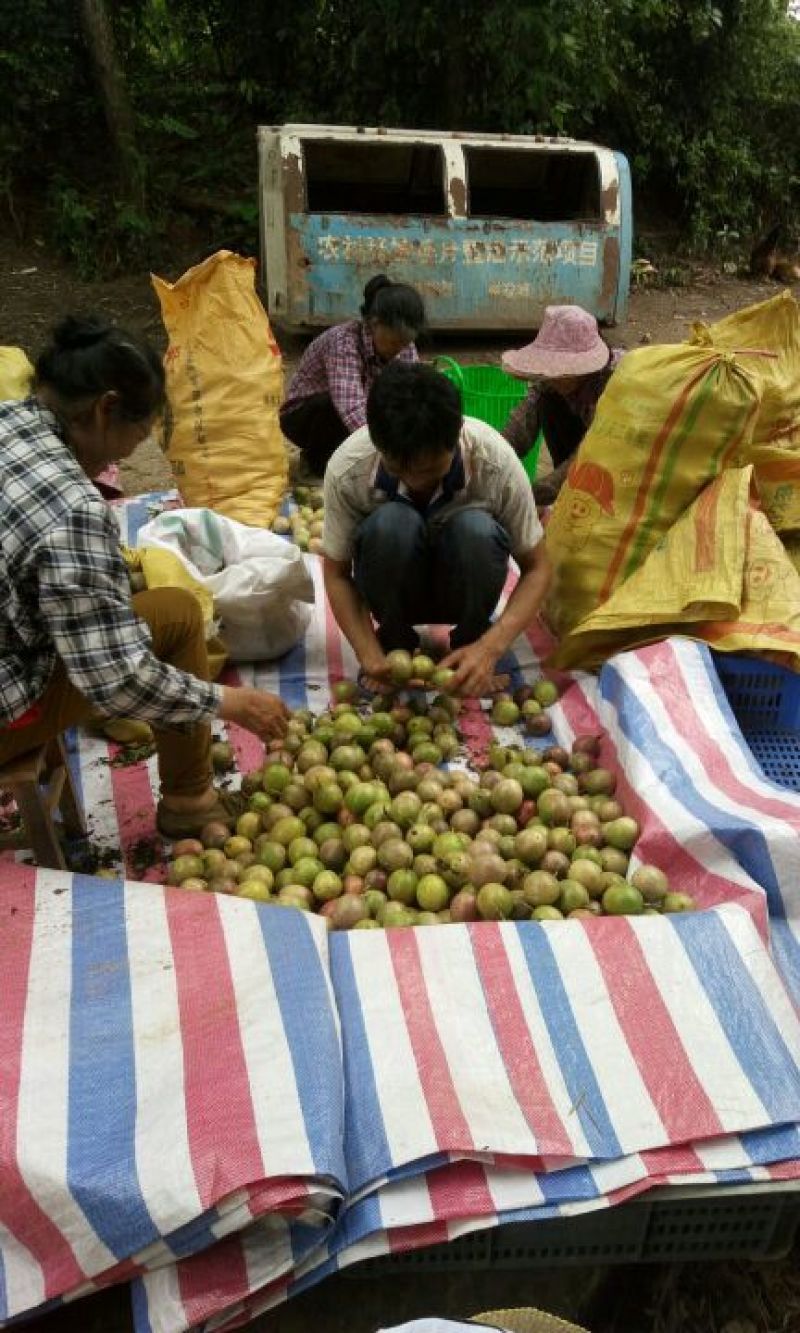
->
xmin=502 ymin=305 xmax=610 ymax=380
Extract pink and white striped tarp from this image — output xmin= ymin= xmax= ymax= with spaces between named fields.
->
xmin=2 ymin=492 xmax=800 ymax=1332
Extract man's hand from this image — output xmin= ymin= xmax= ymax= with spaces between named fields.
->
xmin=219 ymin=686 xmax=290 ymax=741
xmin=439 ymin=639 xmax=509 ymax=699
xmin=358 ymin=648 xmax=394 ymax=695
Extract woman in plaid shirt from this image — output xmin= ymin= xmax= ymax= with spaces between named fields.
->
xmin=280 ymin=274 xmax=425 ymax=476
xmin=0 ymin=316 xmax=289 ymax=843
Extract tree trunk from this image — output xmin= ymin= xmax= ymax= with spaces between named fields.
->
xmin=78 ymin=0 xmax=142 ymax=203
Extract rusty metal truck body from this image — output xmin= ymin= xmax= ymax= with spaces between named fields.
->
xmin=258 ymin=124 xmax=632 ymax=331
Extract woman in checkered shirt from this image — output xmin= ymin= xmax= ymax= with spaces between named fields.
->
xmin=280 ymin=275 xmax=425 ymax=477
xmin=0 ymin=316 xmax=290 ymax=843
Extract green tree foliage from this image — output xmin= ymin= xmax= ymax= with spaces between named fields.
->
xmin=0 ymin=0 xmax=797 ymax=269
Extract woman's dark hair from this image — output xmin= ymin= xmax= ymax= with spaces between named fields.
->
xmin=367 ymin=362 xmax=462 ymax=463
xmin=361 ymin=275 xmax=425 ymax=339
xmin=35 ymin=315 xmax=165 ymax=422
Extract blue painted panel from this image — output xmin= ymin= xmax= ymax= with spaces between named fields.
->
xmin=287 ymin=213 xmax=622 ymax=329
xmin=614 ymin=151 xmax=633 ymax=323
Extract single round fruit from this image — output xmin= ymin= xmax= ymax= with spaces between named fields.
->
xmin=602 ymin=882 xmax=644 ymax=916
xmin=333 ymin=679 xmax=358 ymax=704
xmin=662 ymin=891 xmax=696 ymax=913
xmin=411 ymin=654 xmax=435 ymax=681
xmin=390 ymin=791 xmax=422 ymax=828
xmin=579 ymin=767 xmax=617 ymax=797
xmin=406 ymin=823 xmax=436 ymax=853
xmin=286 ymin=835 xmax=317 ymax=865
xmin=330 ymin=895 xmax=369 ymax=929
xmin=292 ymin=856 xmax=324 ymax=887
xmin=200 ymin=820 xmax=230 ymax=850
xmin=559 ymin=879 xmax=591 ymax=913
xmin=348 ymin=844 xmax=378 ymax=877
xmin=432 ymin=666 xmax=456 ymax=690
xmin=172 ymin=837 xmax=204 ymax=858
xmin=449 ymin=888 xmax=479 ymax=922
xmin=377 ymin=838 xmax=414 ymax=872
xmin=237 ymin=878 xmax=272 ymax=903
xmin=416 ymin=873 xmax=450 ymax=912
xmin=631 ymin=864 xmax=669 ymax=903
xmin=345 ymin=781 xmax=381 ymax=815
xmin=330 ymin=744 xmax=366 ymax=772
xmin=296 ymin=741 xmax=329 ymax=773
xmin=263 ymin=763 xmax=293 ymax=795
xmin=537 ymin=789 xmax=571 ymax=826
xmin=203 ymin=847 xmax=227 ymax=876
xmin=387 ymin=649 xmax=414 ymax=684
xmin=313 ymin=870 xmax=344 ymax=902
xmin=412 ymin=741 xmax=443 ymax=766
xmin=533 ymin=679 xmax=559 ymax=707
xmin=210 ymin=740 xmax=235 ymax=772
xmin=566 ymin=858 xmax=604 ymax=898
xmin=522 ymin=870 xmax=561 ymax=907
xmin=476 ymin=883 xmax=513 ymax=920
xmin=602 ymin=816 xmax=640 ymax=851
xmin=387 ymin=868 xmax=419 ymax=905
xmin=271 ymin=815 xmax=306 ymax=846
xmin=314 ymin=781 xmax=344 ymax=814
xmin=224 ymin=835 xmax=252 ymax=859
xmin=364 ymin=888 xmax=388 ymax=917
xmin=168 ymin=854 xmax=205 ymax=885
xmin=532 ymin=905 xmax=563 ymax=921
xmin=338 ymin=822 xmax=369 ymax=853
xmin=491 ymin=698 xmax=520 ymax=727
xmin=490 ymin=778 xmax=524 ymax=814
xmin=514 ymin=827 xmax=549 ymax=865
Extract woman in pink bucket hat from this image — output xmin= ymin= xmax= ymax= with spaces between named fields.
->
xmin=502 ymin=305 xmax=623 ymax=507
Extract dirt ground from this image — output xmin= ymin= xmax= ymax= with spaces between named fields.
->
xmin=1 ymin=230 xmax=794 ymax=497
xmin=4 ymin=231 xmax=800 ymax=1333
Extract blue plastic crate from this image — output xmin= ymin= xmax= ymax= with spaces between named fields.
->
xmin=713 ymin=653 xmax=800 ymax=730
xmin=713 ymin=653 xmax=800 ymax=791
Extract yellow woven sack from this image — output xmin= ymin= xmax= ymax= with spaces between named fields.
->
xmin=550 ymin=467 xmax=800 ymax=671
xmin=122 ymin=546 xmax=227 ymax=679
xmin=697 ymin=290 xmax=800 ymax=447
xmin=545 ymin=343 xmax=761 ymax=637
xmin=694 ymin=292 xmax=800 ymax=532
xmin=152 ymin=250 xmax=287 ymax=528
xmin=0 ymin=347 xmax=34 ymax=400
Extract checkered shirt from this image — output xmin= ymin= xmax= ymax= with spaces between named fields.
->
xmin=282 ymin=320 xmax=418 ymax=432
xmin=0 ymin=398 xmax=221 ymax=727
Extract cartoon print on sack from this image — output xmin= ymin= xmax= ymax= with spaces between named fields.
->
xmin=741 ymin=554 xmax=793 ymax=630
xmin=549 ymin=459 xmax=616 ymax=553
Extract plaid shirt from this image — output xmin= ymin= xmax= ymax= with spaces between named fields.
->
xmin=282 ymin=320 xmax=418 ymax=433
xmin=503 ymin=348 xmax=625 ymax=456
xmin=0 ymin=399 xmax=220 ymax=728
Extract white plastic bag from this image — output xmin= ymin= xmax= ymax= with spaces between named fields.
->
xmin=136 ymin=508 xmax=314 ymax=662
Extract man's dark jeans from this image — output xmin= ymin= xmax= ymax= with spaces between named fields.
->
xmin=353 ymin=501 xmax=511 ymax=652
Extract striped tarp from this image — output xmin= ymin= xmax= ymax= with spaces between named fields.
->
xmin=132 ymin=900 xmax=800 ymax=1333
xmin=0 ymin=871 xmax=343 ymax=1325
xmin=2 ymin=492 xmax=800 ymax=1331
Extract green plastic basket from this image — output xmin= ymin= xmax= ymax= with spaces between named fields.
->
xmin=435 ymin=356 xmax=543 ymax=480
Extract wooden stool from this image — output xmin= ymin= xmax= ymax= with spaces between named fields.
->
xmin=0 ymin=736 xmax=87 ymax=870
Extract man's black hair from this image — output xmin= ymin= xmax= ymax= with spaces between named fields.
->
xmin=367 ymin=362 xmax=462 ymax=463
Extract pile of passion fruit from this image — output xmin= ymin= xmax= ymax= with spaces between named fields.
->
xmin=168 ymin=675 xmax=695 ymax=927
xmin=271 ymin=485 xmax=325 ymax=553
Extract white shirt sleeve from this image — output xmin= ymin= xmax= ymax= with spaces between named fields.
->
xmin=493 ymin=447 xmax=544 ymax=559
